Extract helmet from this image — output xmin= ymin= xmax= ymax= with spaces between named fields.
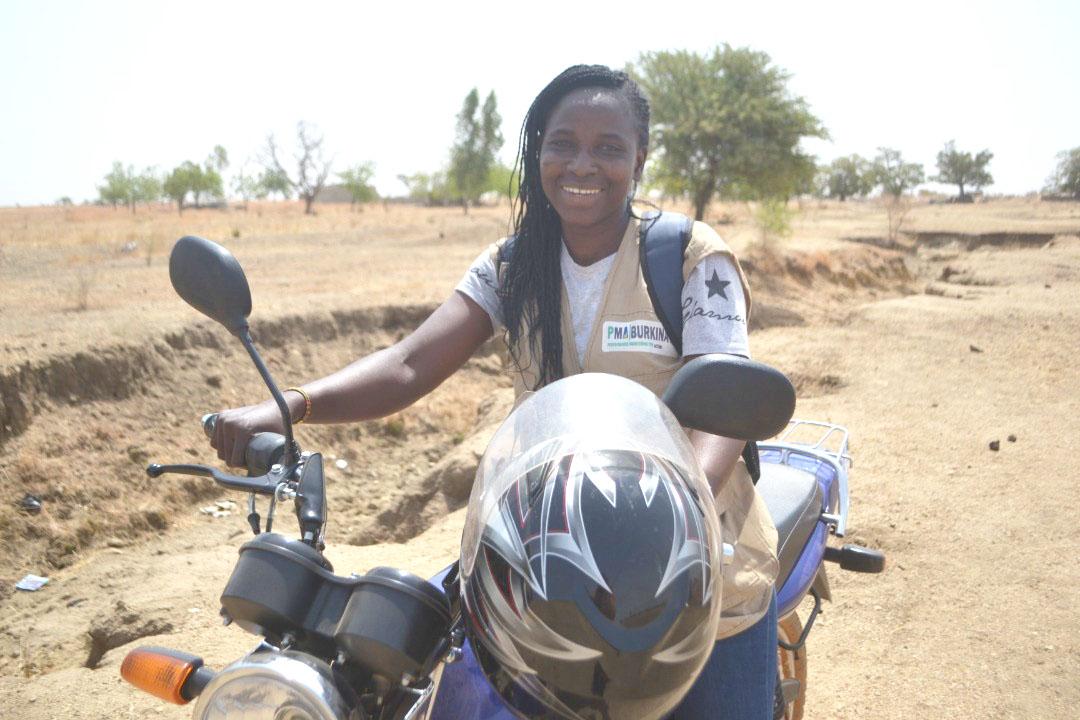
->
xmin=460 ymin=373 xmax=723 ymax=720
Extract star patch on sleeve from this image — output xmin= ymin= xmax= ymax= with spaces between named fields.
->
xmin=705 ymin=269 xmax=730 ymax=300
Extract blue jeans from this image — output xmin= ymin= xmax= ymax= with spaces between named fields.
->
xmin=667 ymin=591 xmax=778 ymax=719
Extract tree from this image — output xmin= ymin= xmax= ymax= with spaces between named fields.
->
xmin=449 ymin=89 xmax=504 ymax=212
xmin=818 ymin=155 xmax=874 ymax=201
xmin=398 ymin=171 xmax=455 ymax=206
xmin=871 ymin=148 xmax=924 ymax=198
xmin=132 ymin=167 xmax=162 ymax=208
xmin=486 ymin=162 xmax=519 ymax=201
xmin=232 ymin=161 xmax=268 ymax=209
xmin=932 ymin=141 xmax=992 ymax=200
xmin=1045 ymin=147 xmax=1080 ymax=198
xmin=630 ymin=46 xmax=826 ymax=221
xmin=97 ymin=162 xmax=134 ymax=210
xmin=195 ymin=145 xmax=228 ymax=205
xmin=338 ymin=162 xmax=379 ymax=209
xmin=163 ymin=161 xmax=201 ymax=214
xmin=259 ymin=167 xmax=292 ymax=200
xmin=262 ymin=122 xmax=333 ymax=214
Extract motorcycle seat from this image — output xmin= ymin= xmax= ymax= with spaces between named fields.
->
xmin=754 ymin=463 xmax=822 ymax=590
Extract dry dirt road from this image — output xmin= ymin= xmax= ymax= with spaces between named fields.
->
xmin=0 ymin=232 xmax=1078 ymax=718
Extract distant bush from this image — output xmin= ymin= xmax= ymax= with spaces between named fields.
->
xmin=754 ymin=199 xmax=795 ymax=247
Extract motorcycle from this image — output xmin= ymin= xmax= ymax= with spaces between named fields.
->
xmin=121 ymin=235 xmax=884 ymax=720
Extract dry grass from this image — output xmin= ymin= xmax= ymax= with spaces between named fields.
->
xmin=0 ymin=201 xmax=512 ymax=367
xmin=2 ymin=196 xmax=1077 ymax=370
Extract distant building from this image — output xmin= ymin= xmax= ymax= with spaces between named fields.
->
xmin=314 ymin=184 xmax=353 ymax=204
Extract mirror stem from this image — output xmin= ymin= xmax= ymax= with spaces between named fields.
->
xmin=238 ymin=328 xmax=300 ymax=465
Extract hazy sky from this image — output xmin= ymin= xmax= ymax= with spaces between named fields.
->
xmin=1 ymin=0 xmax=1077 ymax=206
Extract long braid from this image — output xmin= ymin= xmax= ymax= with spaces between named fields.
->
xmin=502 ymin=64 xmax=651 ymax=388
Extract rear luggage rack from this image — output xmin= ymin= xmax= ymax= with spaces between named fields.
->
xmin=758 ymin=420 xmax=852 ymax=537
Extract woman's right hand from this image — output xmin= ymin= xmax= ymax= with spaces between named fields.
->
xmin=210 ymin=399 xmax=290 ymax=468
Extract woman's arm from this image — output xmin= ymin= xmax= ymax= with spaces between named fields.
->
xmin=688 ymin=430 xmax=746 ymax=497
xmin=683 ymin=348 xmax=748 ymax=496
xmin=212 ymin=291 xmax=494 ymax=466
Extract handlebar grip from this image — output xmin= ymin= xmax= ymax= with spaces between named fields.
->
xmin=202 ymin=413 xmax=218 ymax=439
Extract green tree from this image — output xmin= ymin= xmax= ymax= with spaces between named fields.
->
xmin=630 ymin=46 xmax=826 ymax=221
xmin=97 ymin=162 xmax=134 ymax=210
xmin=232 ymin=162 xmax=267 ymax=209
xmin=192 ymin=145 xmax=228 ymax=206
xmin=398 ymin=171 xmax=456 ymax=205
xmin=449 ymin=89 xmax=504 ymax=212
xmin=259 ymin=167 xmax=292 ymax=200
xmin=871 ymin=148 xmax=924 ymax=197
xmin=163 ymin=161 xmax=201 ymax=214
xmin=338 ymin=162 xmax=379 ymax=209
xmin=932 ymin=141 xmax=992 ymax=200
xmin=486 ymin=162 xmax=518 ymax=201
xmin=397 ymin=172 xmax=430 ymax=203
xmin=132 ymin=167 xmax=162 ymax=208
xmin=1045 ymin=147 xmax=1080 ymax=198
xmin=819 ymin=154 xmax=874 ymax=201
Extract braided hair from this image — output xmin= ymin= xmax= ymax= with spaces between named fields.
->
xmin=501 ymin=64 xmax=651 ymax=388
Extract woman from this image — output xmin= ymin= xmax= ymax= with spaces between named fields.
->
xmin=212 ymin=65 xmax=779 ymax=719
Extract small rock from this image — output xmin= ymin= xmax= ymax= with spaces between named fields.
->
xmin=335 ymin=459 xmax=349 ymax=470
xmin=18 ymin=493 xmax=42 ymax=514
xmin=205 ymin=375 xmax=223 ymax=388
xmin=1044 ymin=284 xmax=1051 ymax=289
xmin=989 ymin=440 xmax=1000 ymax=451
xmin=1007 ymin=434 xmax=1017 ymax=443
xmin=126 ymin=446 xmax=149 ymax=465
xmin=969 ymin=344 xmax=983 ymax=353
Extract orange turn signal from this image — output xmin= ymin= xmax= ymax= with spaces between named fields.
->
xmin=120 ymin=646 xmax=202 ymax=705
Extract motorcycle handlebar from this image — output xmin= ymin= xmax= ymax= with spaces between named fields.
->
xmin=200 ymin=413 xmax=287 ymax=478
xmin=202 ymin=413 xmax=217 ymax=439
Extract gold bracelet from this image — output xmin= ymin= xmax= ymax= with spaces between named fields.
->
xmin=285 ymin=387 xmax=312 ymax=424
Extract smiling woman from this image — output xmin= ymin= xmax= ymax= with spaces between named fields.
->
xmin=210 ymin=64 xmax=777 ymax=720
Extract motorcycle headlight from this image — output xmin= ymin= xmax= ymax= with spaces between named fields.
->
xmin=193 ymin=650 xmax=356 ymax=720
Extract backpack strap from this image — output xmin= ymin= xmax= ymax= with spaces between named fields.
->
xmin=496 ymin=235 xmax=517 ymax=269
xmin=638 ymin=211 xmax=763 ymax=484
xmin=638 ymin=210 xmax=693 ymax=357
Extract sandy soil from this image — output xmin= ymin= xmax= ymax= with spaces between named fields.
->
xmin=0 ymin=201 xmax=1077 ymax=718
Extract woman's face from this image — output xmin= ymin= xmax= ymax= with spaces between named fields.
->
xmin=539 ymin=87 xmax=646 ymax=233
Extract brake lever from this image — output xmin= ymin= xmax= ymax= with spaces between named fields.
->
xmin=146 ymin=462 xmax=291 ymax=495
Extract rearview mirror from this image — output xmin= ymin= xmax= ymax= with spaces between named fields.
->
xmin=168 ymin=236 xmax=252 ymax=337
xmin=662 ymin=355 xmax=796 ymax=440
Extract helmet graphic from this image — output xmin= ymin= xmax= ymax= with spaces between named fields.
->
xmin=460 ymin=374 xmax=723 ymax=720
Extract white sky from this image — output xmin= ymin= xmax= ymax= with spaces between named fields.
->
xmin=1 ymin=0 xmax=1077 ymax=205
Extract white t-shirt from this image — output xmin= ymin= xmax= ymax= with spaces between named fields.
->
xmin=456 ymin=241 xmax=749 ymax=363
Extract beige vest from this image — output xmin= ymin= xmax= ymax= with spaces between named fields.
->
xmin=492 ymin=217 xmax=778 ymax=639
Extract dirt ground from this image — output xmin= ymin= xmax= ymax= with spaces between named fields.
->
xmin=0 ymin=199 xmax=1077 ymax=718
